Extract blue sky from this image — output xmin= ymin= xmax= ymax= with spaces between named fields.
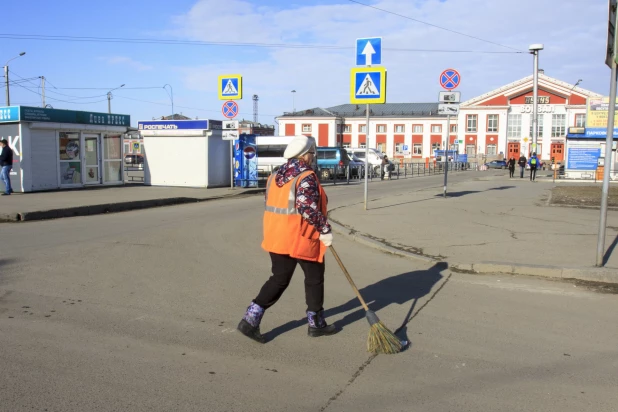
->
xmin=1 ymin=0 xmax=609 ymax=129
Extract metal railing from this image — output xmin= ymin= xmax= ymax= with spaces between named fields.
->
xmin=253 ymin=162 xmax=471 ymax=187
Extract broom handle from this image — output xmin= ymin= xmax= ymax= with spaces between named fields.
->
xmin=329 ymin=246 xmax=370 ymax=311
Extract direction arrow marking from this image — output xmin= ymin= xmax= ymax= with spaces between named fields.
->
xmin=361 ymin=41 xmax=376 ymax=66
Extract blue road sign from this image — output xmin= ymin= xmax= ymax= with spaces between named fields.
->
xmin=222 ymin=101 xmax=239 ymax=119
xmin=218 ymin=74 xmax=242 ymax=100
xmin=350 ymin=67 xmax=386 ymax=104
xmin=356 ymin=37 xmax=382 ymax=66
xmin=439 ymin=69 xmax=461 ymax=90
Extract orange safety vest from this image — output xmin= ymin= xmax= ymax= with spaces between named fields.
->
xmin=261 ymin=170 xmax=328 ymax=263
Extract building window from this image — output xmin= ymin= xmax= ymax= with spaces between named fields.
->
xmin=302 ymin=124 xmax=311 ymax=132
xmin=466 ymin=115 xmax=477 ymax=132
xmin=551 ymin=114 xmax=566 ymax=137
xmin=413 ymin=144 xmax=422 ymax=155
xmin=431 ymin=125 xmax=442 ymax=133
xmin=487 ymin=144 xmax=497 ymax=155
xmin=359 ymin=125 xmax=367 ymax=133
xmin=343 ymin=143 xmax=351 ymax=148
xmin=450 ymin=124 xmax=457 ymax=133
xmin=124 ymin=143 xmax=130 ymax=154
xmin=376 ymin=124 xmax=386 ymax=133
xmin=507 ymin=114 xmax=522 ymax=138
xmin=377 ymin=143 xmax=386 ymax=153
xmin=344 ymin=124 xmax=351 ymax=133
xmin=431 ymin=142 xmax=441 ymax=152
xmin=395 ymin=125 xmax=405 ymax=133
xmin=529 ymin=114 xmax=544 ymax=137
xmin=395 ymin=143 xmax=404 ymax=154
xmin=575 ymin=114 xmax=586 ymax=127
xmin=413 ymin=125 xmax=423 ymax=133
xmin=487 ymin=114 xmax=499 ymax=132
xmin=360 ymin=143 xmax=366 ymax=148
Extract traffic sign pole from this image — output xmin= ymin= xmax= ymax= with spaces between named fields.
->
xmin=364 ymin=103 xmax=370 ymax=210
xmin=596 ymin=58 xmax=617 ymax=266
xmin=443 ymin=114 xmax=450 ymax=197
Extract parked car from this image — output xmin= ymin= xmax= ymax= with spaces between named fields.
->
xmin=316 ymin=147 xmax=350 ymax=179
xmin=346 ymin=152 xmax=364 ymax=177
xmin=347 ymin=148 xmax=386 ymax=175
xmin=484 ymin=160 xmax=507 ymax=169
xmin=124 ymin=154 xmax=144 ymax=165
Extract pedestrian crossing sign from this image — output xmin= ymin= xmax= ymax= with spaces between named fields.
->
xmin=218 ymin=74 xmax=242 ymax=100
xmin=350 ymin=67 xmax=386 ymax=104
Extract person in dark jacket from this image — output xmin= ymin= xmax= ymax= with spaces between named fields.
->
xmin=0 ymin=139 xmax=14 ymax=195
xmin=517 ymin=154 xmax=527 ymax=178
xmin=507 ymin=156 xmax=516 ymax=178
xmin=528 ymin=152 xmax=540 ymax=182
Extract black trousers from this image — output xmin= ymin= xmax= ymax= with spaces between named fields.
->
xmin=530 ymin=167 xmax=537 ymax=181
xmin=254 ymin=252 xmax=325 ymax=312
xmin=509 ymin=167 xmax=515 ymax=178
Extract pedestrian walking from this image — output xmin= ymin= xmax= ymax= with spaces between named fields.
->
xmin=381 ymin=155 xmax=390 ymax=180
xmin=237 ymin=135 xmax=338 ymax=344
xmin=528 ymin=152 xmax=540 ymax=181
xmin=0 ymin=139 xmax=14 ymax=196
xmin=507 ymin=156 xmax=516 ymax=178
xmin=518 ymin=154 xmax=527 ymax=178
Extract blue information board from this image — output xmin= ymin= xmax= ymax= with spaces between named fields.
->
xmin=567 ymin=147 xmax=601 ymax=170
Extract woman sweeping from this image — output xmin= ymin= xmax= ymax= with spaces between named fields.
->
xmin=237 ymin=135 xmax=339 ymax=343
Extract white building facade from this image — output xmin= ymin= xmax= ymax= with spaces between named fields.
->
xmin=277 ymin=73 xmax=601 ymax=164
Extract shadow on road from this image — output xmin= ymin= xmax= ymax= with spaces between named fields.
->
xmin=0 ymin=258 xmax=18 ymax=286
xmin=264 ymin=262 xmax=448 ymax=344
xmin=436 ymin=185 xmax=516 ymax=198
xmin=603 ymin=234 xmax=618 ymax=266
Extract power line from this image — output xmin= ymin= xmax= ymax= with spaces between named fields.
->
xmin=0 ymin=33 xmax=523 ymax=54
xmin=347 ymin=0 xmax=524 ymax=52
xmin=10 ymin=81 xmax=107 ymax=105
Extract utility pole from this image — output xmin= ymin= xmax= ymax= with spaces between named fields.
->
xmin=4 ymin=52 xmax=26 ymax=105
xmin=41 ymin=76 xmax=46 ymax=107
xmin=529 ymin=44 xmax=544 ymax=157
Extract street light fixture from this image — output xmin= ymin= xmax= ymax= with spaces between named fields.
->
xmin=107 ymin=84 xmax=125 ymax=114
xmin=529 ymin=44 xmax=544 ymax=157
xmin=3 ymin=51 xmax=26 ymax=105
xmin=291 ymin=90 xmax=296 ymax=114
xmin=163 ymin=84 xmax=174 ymax=120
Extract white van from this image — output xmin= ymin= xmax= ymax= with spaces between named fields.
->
xmin=347 ymin=147 xmax=385 ymax=174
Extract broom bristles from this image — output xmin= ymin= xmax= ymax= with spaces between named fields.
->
xmin=367 ymin=321 xmax=404 ymax=354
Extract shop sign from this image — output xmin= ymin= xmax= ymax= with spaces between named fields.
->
xmin=518 ymin=105 xmax=555 ymax=113
xmin=2 ymin=106 xmax=130 ymax=126
xmin=586 ymin=96 xmax=618 ymax=128
xmin=525 ymin=96 xmax=550 ymax=104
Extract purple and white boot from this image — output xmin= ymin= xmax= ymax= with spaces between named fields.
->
xmin=237 ymin=302 xmax=266 ymax=344
xmin=307 ymin=310 xmax=339 ymax=337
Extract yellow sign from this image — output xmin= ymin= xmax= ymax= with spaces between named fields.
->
xmin=218 ymin=75 xmax=242 ymax=100
xmin=350 ymin=67 xmax=387 ymax=104
xmin=586 ymin=96 xmax=618 ymax=128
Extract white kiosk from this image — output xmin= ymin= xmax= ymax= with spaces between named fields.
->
xmin=138 ymin=119 xmax=230 ymax=188
xmin=0 ymin=106 xmax=129 ymax=192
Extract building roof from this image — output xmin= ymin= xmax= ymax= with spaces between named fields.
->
xmin=239 ymin=119 xmax=275 ymax=128
xmin=160 ymin=114 xmax=192 ymax=120
xmin=279 ymin=103 xmax=441 ymax=119
xmin=460 ymin=73 xmax=602 ymax=107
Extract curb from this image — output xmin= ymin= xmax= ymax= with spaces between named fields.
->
xmin=330 ymin=221 xmax=618 ymax=284
xmin=0 ymin=189 xmax=265 ymax=223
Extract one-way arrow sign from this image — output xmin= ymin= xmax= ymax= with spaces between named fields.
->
xmin=356 ymin=37 xmax=382 ymax=66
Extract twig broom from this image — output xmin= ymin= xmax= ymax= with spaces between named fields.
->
xmin=329 ymin=246 xmax=406 ymax=354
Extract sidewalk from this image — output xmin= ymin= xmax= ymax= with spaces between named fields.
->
xmin=329 ymin=176 xmax=618 ymax=281
xmin=0 ymin=185 xmax=263 ymax=222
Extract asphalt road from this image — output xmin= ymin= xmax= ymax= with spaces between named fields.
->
xmin=1 ymin=171 xmax=617 ymax=412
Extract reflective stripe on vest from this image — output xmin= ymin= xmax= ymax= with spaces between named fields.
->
xmin=264 ymin=172 xmax=310 ymax=215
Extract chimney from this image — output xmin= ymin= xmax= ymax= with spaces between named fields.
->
xmin=538 ymin=69 xmax=544 ymax=74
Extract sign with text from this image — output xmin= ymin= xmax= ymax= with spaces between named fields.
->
xmin=138 ymin=120 xmax=209 ymax=130
xmin=0 ymin=106 xmax=130 ymax=126
xmin=586 ymin=96 xmax=618 ymax=128
xmin=567 ymin=147 xmax=601 ymax=170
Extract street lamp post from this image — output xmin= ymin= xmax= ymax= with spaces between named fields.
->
xmin=107 ymin=84 xmax=125 ymax=114
xmin=529 ymin=44 xmax=544 ymax=157
xmin=291 ymin=90 xmax=296 ymax=114
xmin=163 ymin=84 xmax=174 ymax=120
xmin=3 ymin=52 xmax=26 ymax=106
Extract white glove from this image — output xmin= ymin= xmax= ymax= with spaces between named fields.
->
xmin=319 ymin=233 xmax=333 ymax=247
